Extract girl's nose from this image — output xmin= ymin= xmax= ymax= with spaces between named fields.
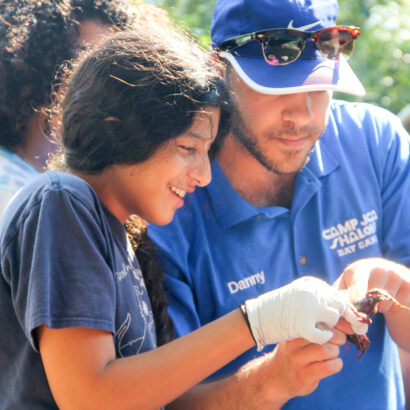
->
xmin=189 ymin=154 xmax=212 ymax=187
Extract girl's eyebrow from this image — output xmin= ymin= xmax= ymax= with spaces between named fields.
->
xmin=187 ymin=131 xmax=216 ymax=141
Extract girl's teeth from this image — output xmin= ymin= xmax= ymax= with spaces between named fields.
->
xmin=171 ymin=186 xmax=186 ymax=198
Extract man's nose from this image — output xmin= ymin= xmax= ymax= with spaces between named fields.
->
xmin=281 ymin=92 xmax=314 ymax=125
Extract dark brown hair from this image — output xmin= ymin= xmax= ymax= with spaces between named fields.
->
xmin=49 ymin=27 xmax=231 ymax=345
xmin=50 ymin=29 xmax=230 ymax=172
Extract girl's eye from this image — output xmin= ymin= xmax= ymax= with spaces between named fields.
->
xmin=179 ymin=145 xmax=196 ymax=153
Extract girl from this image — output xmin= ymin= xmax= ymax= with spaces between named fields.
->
xmin=0 ymin=26 xmax=365 ymax=409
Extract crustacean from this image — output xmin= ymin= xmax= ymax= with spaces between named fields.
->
xmin=346 ymin=288 xmax=410 ymax=360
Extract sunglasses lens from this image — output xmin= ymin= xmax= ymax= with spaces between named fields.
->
xmin=316 ymin=28 xmax=355 ymax=60
xmin=262 ymin=32 xmax=305 ymax=65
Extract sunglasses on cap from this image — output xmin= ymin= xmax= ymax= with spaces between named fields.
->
xmin=217 ymin=26 xmax=360 ymax=66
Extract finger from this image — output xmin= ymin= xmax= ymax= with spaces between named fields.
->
xmin=334 ymin=317 xmax=353 ymax=334
xmin=275 ymin=339 xmax=313 ymax=368
xmin=346 ymin=279 xmax=369 ymax=303
xmin=395 ymin=281 xmax=410 ymax=308
xmin=275 ymin=338 xmax=312 ymax=363
xmin=327 ymin=328 xmax=347 ymax=346
xmin=298 ymin=342 xmax=341 ymax=363
xmin=288 ymin=357 xmax=343 ymax=397
xmin=340 ymin=265 xmax=370 ymax=302
xmin=383 ymin=273 xmax=402 ymax=298
xmin=370 ymin=272 xmax=402 ymax=314
xmin=305 ymin=357 xmax=344 ymax=380
xmin=367 ymin=266 xmax=389 ymax=290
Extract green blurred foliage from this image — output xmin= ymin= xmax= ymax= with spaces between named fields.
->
xmin=337 ymin=0 xmax=410 ymax=113
xmin=144 ymin=0 xmax=409 ymax=114
xmin=144 ymin=0 xmax=216 ymax=45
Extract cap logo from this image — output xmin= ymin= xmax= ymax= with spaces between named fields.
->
xmin=287 ymin=20 xmax=322 ymax=31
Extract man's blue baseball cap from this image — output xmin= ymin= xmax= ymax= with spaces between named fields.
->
xmin=211 ymin=0 xmax=365 ymax=96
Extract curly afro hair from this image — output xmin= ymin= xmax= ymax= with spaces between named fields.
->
xmin=70 ymin=0 xmax=133 ymax=28
xmin=0 ymin=0 xmax=136 ymax=150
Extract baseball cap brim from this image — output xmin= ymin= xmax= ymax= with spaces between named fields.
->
xmin=220 ymin=51 xmax=366 ymax=96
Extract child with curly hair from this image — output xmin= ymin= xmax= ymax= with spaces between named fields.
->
xmin=0 ymin=0 xmax=136 ymax=219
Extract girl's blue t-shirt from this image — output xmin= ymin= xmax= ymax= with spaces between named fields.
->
xmin=0 ymin=171 xmax=157 ymax=408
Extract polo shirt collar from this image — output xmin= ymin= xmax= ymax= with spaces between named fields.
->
xmin=206 ymin=161 xmax=287 ymax=229
xmin=207 ymin=135 xmax=339 ymax=229
xmin=306 ymin=129 xmax=340 ymax=177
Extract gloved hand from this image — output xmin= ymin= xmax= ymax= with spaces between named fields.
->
xmin=244 ymin=276 xmax=368 ymax=351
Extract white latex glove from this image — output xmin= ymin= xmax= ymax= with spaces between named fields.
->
xmin=245 ymin=276 xmax=368 ymax=351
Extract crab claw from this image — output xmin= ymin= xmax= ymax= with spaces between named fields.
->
xmin=344 ymin=307 xmax=370 ymax=335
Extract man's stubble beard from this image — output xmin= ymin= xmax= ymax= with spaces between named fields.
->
xmin=230 ymin=101 xmax=320 ymax=175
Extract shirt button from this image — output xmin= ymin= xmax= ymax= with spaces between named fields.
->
xmin=299 ymin=256 xmax=307 ymax=265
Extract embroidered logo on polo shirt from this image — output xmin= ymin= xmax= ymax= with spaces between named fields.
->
xmin=227 ymin=270 xmax=266 ymax=294
xmin=321 ymin=209 xmax=379 ymax=257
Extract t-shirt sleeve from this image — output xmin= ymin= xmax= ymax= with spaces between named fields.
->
xmin=148 ymin=223 xmax=202 ymax=337
xmin=2 ymin=188 xmax=116 ymax=351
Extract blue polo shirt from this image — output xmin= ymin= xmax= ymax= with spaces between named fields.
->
xmin=149 ymin=101 xmax=410 ymax=410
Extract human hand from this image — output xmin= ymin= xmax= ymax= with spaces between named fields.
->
xmin=270 ymin=336 xmax=344 ymax=397
xmin=334 ymin=257 xmax=410 ymax=349
xmin=232 ymin=326 xmax=348 ymax=409
xmin=244 ymin=276 xmax=366 ymax=351
xmin=268 ymin=319 xmax=354 ymax=402
xmin=334 ymin=257 xmax=410 ymax=314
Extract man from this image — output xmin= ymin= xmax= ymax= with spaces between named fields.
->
xmin=149 ymin=0 xmax=410 ymax=408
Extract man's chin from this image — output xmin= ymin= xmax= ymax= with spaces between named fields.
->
xmin=269 ymin=154 xmax=311 ymax=175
